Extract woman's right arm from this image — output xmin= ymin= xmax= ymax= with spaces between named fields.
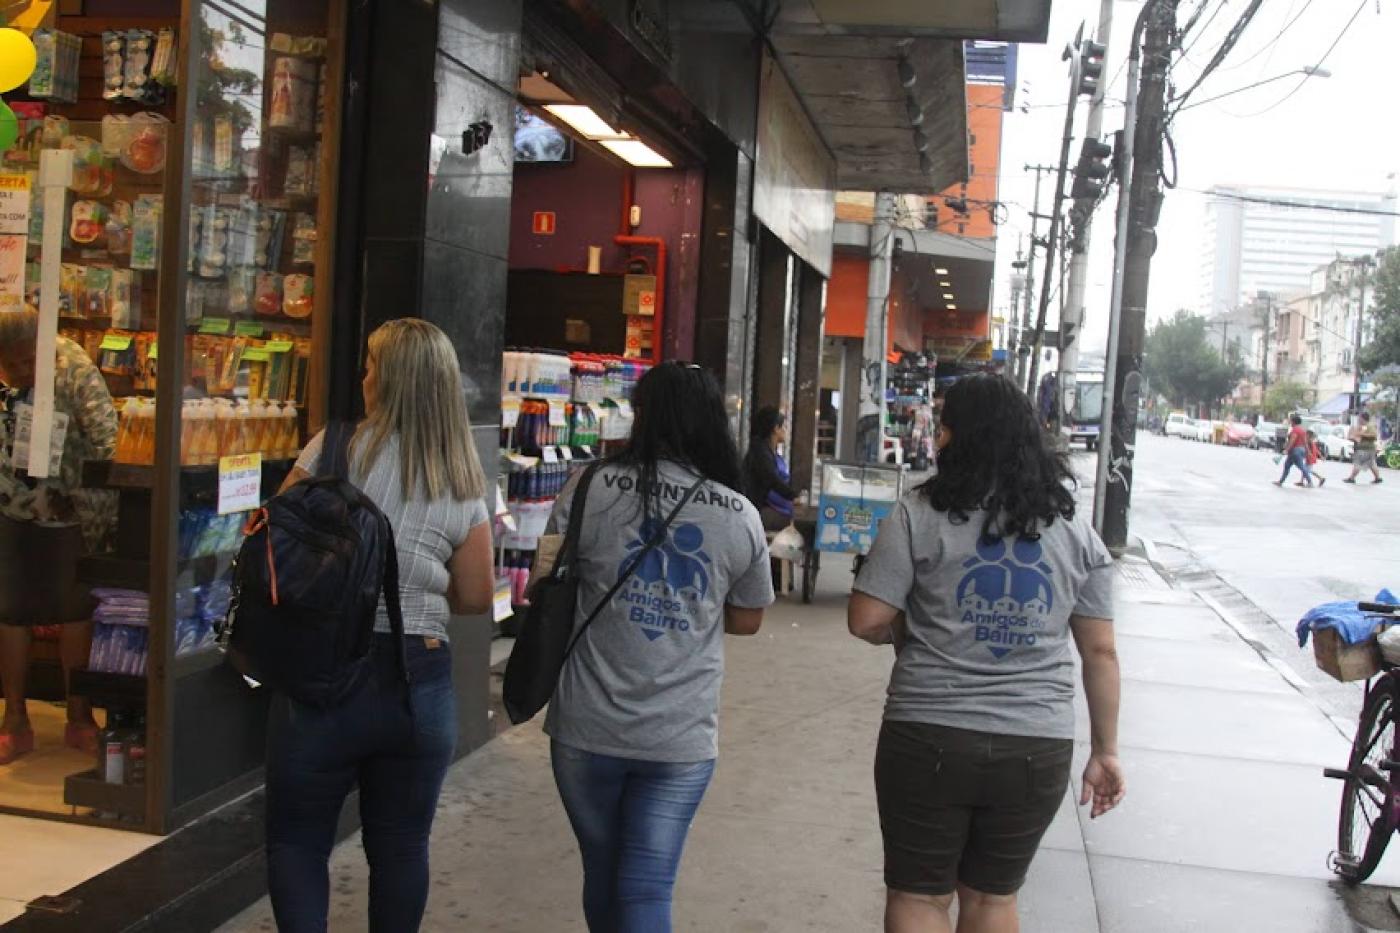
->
xmin=1070 ymin=614 xmax=1126 ymax=818
xmin=446 ymin=520 xmax=495 ymax=616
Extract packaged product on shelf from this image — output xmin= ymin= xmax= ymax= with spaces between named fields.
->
xmin=114 ymin=397 xmax=154 ymax=464
xmin=58 ymin=263 xmax=83 ymax=316
xmin=63 ymin=136 xmax=112 ymax=198
xmin=121 ymin=113 xmax=169 ymax=175
xmin=197 ymin=206 xmax=231 ymax=278
xmin=98 ymin=332 xmax=136 ymax=377
xmin=100 ymin=113 xmax=131 ymax=158
xmin=290 ymin=212 xmax=316 ymax=265
xmin=151 ymin=28 xmax=177 ymax=86
xmin=268 ymin=56 xmax=318 ymax=132
xmin=111 ymin=270 xmax=139 ymax=329
xmin=41 ymin=114 xmax=68 ymax=148
xmin=130 ymin=195 xmax=162 ymax=271
xmin=105 ymin=199 xmax=133 ymax=255
xmin=4 ymin=105 xmax=46 ymax=167
xmin=227 ymin=267 xmax=254 ymax=315
xmin=123 ymin=29 xmax=162 ymax=104
xmin=255 ymin=272 xmax=284 ymax=317
xmin=283 ymin=273 xmax=312 ymax=318
xmin=284 ymin=144 xmax=315 ymax=197
xmin=70 ymin=200 xmax=107 ymax=246
xmin=133 ymin=332 xmax=156 ymax=390
xmin=83 ymin=266 xmax=113 ymax=318
xmin=27 ymin=29 xmax=80 ymax=103
xmin=253 ymin=210 xmax=286 ymax=269
xmin=101 ymin=31 xmax=126 ymax=101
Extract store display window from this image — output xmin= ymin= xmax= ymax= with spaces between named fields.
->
xmin=0 ymin=0 xmax=342 ymax=833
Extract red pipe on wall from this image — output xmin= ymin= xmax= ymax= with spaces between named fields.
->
xmin=614 ymin=234 xmax=665 ymax=364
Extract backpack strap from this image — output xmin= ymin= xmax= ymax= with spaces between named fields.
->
xmin=381 ymin=514 xmax=410 ymax=686
xmin=563 ymin=473 xmax=707 ymax=656
xmin=320 ymin=420 xmax=354 ymax=480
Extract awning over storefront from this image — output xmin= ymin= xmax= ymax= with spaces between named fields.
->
xmin=773 ymin=0 xmax=1053 ymax=42
xmin=1316 ymin=392 xmax=1371 ymax=416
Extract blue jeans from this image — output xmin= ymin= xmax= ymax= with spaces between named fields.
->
xmin=265 ymin=635 xmax=457 ymax=933
xmin=1279 ymin=446 xmax=1314 ymax=485
xmin=551 ymin=741 xmax=716 ymax=932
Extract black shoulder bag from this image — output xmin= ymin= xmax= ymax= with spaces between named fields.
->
xmin=503 ymin=466 xmax=705 ymax=724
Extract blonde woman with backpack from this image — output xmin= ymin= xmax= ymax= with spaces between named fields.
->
xmin=268 ymin=319 xmax=494 ymax=932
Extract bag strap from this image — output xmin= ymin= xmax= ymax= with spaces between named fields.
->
xmin=382 ymin=515 xmax=410 ymax=684
xmin=551 ymin=462 xmax=602 ymax=583
xmin=563 ymin=473 xmax=707 ymax=656
xmin=320 ymin=420 xmax=354 ymax=480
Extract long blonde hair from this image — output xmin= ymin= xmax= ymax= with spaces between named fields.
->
xmin=353 ymin=319 xmax=486 ymax=501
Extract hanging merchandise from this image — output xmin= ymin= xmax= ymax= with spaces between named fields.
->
xmin=101 ymin=31 xmax=126 ymax=100
xmin=63 ymin=136 xmax=113 ymax=197
xmin=120 ymin=113 xmax=169 ymax=174
xmin=282 ymin=273 xmax=313 ymax=318
xmin=26 ymin=29 xmax=80 ymax=104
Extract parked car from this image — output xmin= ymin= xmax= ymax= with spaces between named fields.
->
xmin=1317 ymin=423 xmax=1355 ymax=461
xmin=1188 ymin=419 xmax=1215 ymax=442
xmin=1251 ymin=420 xmax=1280 ymax=450
xmin=1224 ymin=422 xmax=1255 ymax=447
xmin=1164 ymin=412 xmax=1193 ymax=439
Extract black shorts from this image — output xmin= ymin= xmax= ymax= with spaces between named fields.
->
xmin=875 ymin=720 xmax=1073 ymax=896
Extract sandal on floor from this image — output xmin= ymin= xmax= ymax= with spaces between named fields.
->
xmin=64 ymin=722 xmax=100 ymax=755
xmin=0 ymin=729 xmax=35 ymax=766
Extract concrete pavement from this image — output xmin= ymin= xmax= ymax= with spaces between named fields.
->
xmin=221 ymin=525 xmax=1379 ymax=932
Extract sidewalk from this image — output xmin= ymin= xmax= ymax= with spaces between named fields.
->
xmin=221 ymin=554 xmax=1381 ymax=932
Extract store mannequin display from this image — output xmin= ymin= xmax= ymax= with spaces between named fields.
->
xmin=0 ymin=310 xmax=119 ymax=765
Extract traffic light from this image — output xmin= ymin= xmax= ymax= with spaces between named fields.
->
xmin=1077 ymin=40 xmax=1105 ymax=97
xmin=1071 ymin=137 xmax=1113 ymax=201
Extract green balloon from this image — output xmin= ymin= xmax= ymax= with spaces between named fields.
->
xmin=0 ymin=100 xmax=17 ymax=153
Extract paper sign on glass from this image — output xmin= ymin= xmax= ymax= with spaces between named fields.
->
xmin=10 ymin=404 xmax=67 ymax=476
xmin=218 ymin=452 xmax=262 ymax=515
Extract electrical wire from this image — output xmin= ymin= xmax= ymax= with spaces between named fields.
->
xmin=1185 ymin=187 xmax=1399 ymax=217
xmin=1216 ymin=0 xmax=1314 ymax=73
xmin=1225 ymin=0 xmax=1368 ymax=118
xmin=1168 ymin=0 xmax=1268 ymax=120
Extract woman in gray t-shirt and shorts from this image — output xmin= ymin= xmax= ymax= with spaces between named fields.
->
xmin=849 ymin=373 xmax=1126 ymax=933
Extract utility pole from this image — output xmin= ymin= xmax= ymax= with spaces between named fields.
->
xmin=859 ymin=191 xmax=897 ymax=463
xmin=1058 ymin=0 xmax=1115 ymax=439
xmin=1096 ymin=0 xmax=1174 ymax=550
xmin=1017 ymin=168 xmax=1050 ymax=389
xmin=1027 ymin=40 xmax=1083 ymax=401
xmin=1007 ymin=237 xmax=1025 ymax=368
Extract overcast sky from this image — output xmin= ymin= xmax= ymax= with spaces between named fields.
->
xmin=994 ymin=0 xmax=1400 ymax=355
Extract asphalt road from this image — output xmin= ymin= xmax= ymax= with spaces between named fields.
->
xmin=1108 ymin=431 xmax=1398 ymax=630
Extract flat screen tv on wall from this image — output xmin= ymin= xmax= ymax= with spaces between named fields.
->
xmin=514 ymin=106 xmax=573 ymax=163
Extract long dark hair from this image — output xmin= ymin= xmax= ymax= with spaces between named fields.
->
xmin=742 ymin=406 xmax=784 ymax=485
xmin=611 ymin=361 xmax=743 ymax=518
xmin=921 ymin=373 xmax=1076 ymax=541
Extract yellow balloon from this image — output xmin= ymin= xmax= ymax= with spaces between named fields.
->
xmin=0 ymin=29 xmax=37 ymax=94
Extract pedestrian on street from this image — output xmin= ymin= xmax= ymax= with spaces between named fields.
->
xmin=1274 ymin=415 xmax=1318 ymax=488
xmin=1300 ymin=430 xmax=1326 ymax=488
xmin=266 ymin=320 xmax=496 ymax=932
xmin=742 ymin=405 xmax=800 ymax=532
xmin=847 ymin=373 xmax=1124 ymax=933
xmin=1344 ymin=412 xmax=1383 ymax=484
xmin=545 ymin=362 xmax=774 ymax=933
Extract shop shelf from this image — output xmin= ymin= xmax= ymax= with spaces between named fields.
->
xmin=78 ymin=552 xmax=236 ymax=590
xmin=69 ymin=668 xmax=146 ymax=707
xmin=83 ymin=459 xmax=296 ymax=492
xmin=64 ymin=769 xmax=146 ymax=820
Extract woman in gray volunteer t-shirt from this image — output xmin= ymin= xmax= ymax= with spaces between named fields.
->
xmin=545 ymin=362 xmax=775 ymax=933
xmin=848 ymin=373 xmax=1125 ymax=933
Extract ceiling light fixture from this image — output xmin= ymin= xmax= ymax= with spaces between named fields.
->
xmin=599 ymin=139 xmax=673 ymax=168
xmin=946 ymin=303 xmax=957 ymax=310
xmin=939 ymin=281 xmax=952 ymax=287
xmin=544 ymin=104 xmax=623 ymax=139
xmin=543 ymin=103 xmax=674 ymax=168
xmin=935 ymin=267 xmax=950 ymax=275
xmin=942 ymin=293 xmax=955 ymax=300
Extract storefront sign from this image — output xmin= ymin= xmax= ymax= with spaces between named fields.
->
xmin=532 ymin=211 xmax=556 ymax=235
xmin=754 ymin=50 xmax=836 ymax=278
xmin=0 ymin=173 xmax=31 ymax=310
xmin=217 ymin=452 xmax=262 ymax=515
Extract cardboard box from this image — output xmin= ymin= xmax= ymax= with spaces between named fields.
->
xmin=1313 ymin=627 xmax=1381 ymax=682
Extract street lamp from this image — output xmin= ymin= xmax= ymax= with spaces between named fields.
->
xmin=1177 ymin=67 xmax=1332 ymax=113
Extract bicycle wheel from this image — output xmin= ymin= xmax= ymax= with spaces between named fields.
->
xmin=1337 ymin=682 xmax=1398 ymax=884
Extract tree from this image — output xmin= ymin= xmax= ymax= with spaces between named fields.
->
xmin=1359 ymin=246 xmax=1400 ymax=374
xmin=1143 ymin=311 xmax=1244 ymax=414
xmin=1262 ymin=381 xmax=1312 ymax=420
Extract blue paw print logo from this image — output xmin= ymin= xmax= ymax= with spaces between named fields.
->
xmin=619 ymin=519 xmax=712 ymax=642
xmin=955 ymin=537 xmax=1053 ymax=659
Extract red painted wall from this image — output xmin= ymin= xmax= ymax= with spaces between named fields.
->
xmin=509 ymin=145 xmax=702 ymax=360
xmin=826 ymin=254 xmax=870 ymax=339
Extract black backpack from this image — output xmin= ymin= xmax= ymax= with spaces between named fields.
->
xmin=223 ymin=421 xmax=407 ymax=707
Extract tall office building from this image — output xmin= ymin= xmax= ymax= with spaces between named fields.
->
xmin=1198 ymin=186 xmax=1397 ymax=316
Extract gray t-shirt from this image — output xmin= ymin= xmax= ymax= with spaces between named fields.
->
xmin=296 ymin=430 xmax=489 ymax=642
xmin=544 ymin=460 xmax=774 ymax=762
xmin=854 ymin=493 xmax=1114 ymax=740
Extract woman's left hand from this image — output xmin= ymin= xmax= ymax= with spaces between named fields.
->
xmin=1079 ymin=753 xmax=1126 ymax=819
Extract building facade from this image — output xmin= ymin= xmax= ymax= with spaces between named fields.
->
xmin=1198 ymin=186 xmax=1396 ymax=318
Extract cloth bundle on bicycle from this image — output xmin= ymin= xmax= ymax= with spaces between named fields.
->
xmin=1296 ymin=588 xmax=1398 ymax=647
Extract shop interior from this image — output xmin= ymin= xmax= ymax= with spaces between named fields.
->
xmin=492 ymin=62 xmax=702 ymax=638
xmin=0 ymin=0 xmax=341 ymax=830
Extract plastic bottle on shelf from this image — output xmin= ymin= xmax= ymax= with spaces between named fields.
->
xmin=214 ymin=400 xmax=236 ymax=459
xmin=134 ymin=399 xmax=156 ymax=465
xmin=115 ymin=398 xmax=135 ymax=463
xmin=280 ymin=401 xmax=300 ymax=459
xmin=233 ymin=401 xmax=255 ymax=457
